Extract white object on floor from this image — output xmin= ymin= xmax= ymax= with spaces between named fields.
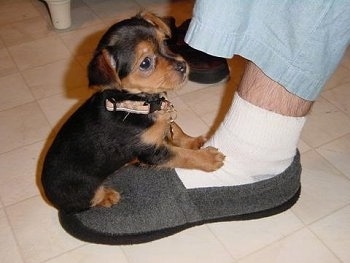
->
xmin=44 ymin=0 xmax=71 ymax=30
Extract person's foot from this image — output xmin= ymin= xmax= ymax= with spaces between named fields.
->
xmin=177 ymin=93 xmax=306 ymax=188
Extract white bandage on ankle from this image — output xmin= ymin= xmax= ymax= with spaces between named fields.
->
xmin=177 ymin=93 xmax=306 ymax=188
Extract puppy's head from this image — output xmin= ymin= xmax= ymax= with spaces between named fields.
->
xmin=88 ymin=12 xmax=188 ymax=94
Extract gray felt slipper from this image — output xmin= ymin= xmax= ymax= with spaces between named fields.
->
xmin=58 ymin=151 xmax=301 ymax=245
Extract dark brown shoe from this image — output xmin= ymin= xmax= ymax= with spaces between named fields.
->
xmin=167 ymin=19 xmax=230 ymax=84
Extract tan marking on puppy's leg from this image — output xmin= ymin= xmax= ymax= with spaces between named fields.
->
xmin=160 ymin=146 xmax=225 ymax=172
xmin=141 ymin=110 xmax=171 ymax=146
xmin=91 ymin=186 xmax=121 ymax=208
xmin=169 ymin=122 xmax=207 ymax=150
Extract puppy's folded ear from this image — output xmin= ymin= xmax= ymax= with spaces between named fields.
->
xmin=140 ymin=12 xmax=171 ymax=38
xmin=88 ymin=49 xmax=120 ymax=88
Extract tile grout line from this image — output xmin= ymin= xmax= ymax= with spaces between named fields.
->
xmin=306 ymin=204 xmax=350 ymax=263
xmin=3 ymin=204 xmax=27 ymax=263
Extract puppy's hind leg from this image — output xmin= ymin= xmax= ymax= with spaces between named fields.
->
xmin=91 ymin=186 xmax=121 ymax=208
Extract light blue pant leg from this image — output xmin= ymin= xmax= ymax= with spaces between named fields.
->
xmin=185 ymin=0 xmax=350 ymax=100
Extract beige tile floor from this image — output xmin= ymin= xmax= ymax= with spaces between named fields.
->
xmin=0 ymin=0 xmax=350 ymax=262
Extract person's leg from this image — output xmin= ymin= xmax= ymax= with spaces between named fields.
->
xmin=238 ymin=62 xmax=312 ymax=118
xmin=176 ymin=0 xmax=350 ymax=188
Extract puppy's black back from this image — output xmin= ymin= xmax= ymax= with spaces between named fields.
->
xmin=41 ymin=90 xmax=156 ymax=212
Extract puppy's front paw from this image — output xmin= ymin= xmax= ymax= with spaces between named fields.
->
xmin=198 ymin=146 xmax=225 ymax=172
xmin=91 ymin=186 xmax=121 ymax=208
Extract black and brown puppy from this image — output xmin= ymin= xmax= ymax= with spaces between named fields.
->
xmin=41 ymin=12 xmax=225 ymax=214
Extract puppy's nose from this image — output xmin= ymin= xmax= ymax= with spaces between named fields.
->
xmin=174 ymin=61 xmax=187 ymax=73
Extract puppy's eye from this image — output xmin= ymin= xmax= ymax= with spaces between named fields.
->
xmin=139 ymin=57 xmax=153 ymax=71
